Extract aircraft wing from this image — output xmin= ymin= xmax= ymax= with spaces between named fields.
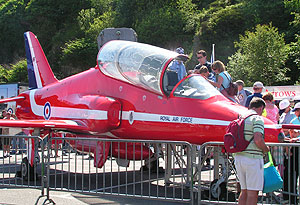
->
xmin=0 ymin=119 xmax=89 ymax=133
xmin=0 ymin=96 xmax=25 ymax=103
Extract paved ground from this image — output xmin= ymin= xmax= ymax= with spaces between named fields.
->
xmin=0 ymin=145 xmax=283 ymax=205
xmin=0 ymin=147 xmax=195 ymax=205
xmin=0 ymin=186 xmax=85 ymax=205
xmin=0 ymin=185 xmax=186 ymax=205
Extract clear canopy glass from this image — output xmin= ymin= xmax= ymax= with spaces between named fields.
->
xmin=173 ymin=75 xmax=221 ymax=100
xmin=97 ymin=40 xmax=221 ymax=100
xmin=97 ymin=40 xmax=177 ymax=94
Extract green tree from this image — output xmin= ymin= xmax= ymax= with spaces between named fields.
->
xmin=0 ymin=65 xmax=9 ymax=83
xmin=283 ymin=0 xmax=300 ymax=84
xmin=0 ymin=60 xmax=27 ymax=83
xmin=0 ymin=0 xmax=298 ymax=82
xmin=77 ymin=8 xmax=115 ymax=39
xmin=115 ymin=0 xmax=197 ymax=50
xmin=243 ymin=0 xmax=291 ymax=32
xmin=60 ymin=38 xmax=98 ymax=76
xmin=24 ymin=0 xmax=92 ymax=77
xmin=135 ymin=6 xmax=186 ymax=47
xmin=227 ymin=24 xmax=289 ymax=86
xmin=284 ymin=0 xmax=300 ymax=41
xmin=286 ymin=35 xmax=300 ymax=84
xmin=192 ymin=3 xmax=247 ymax=68
xmin=114 ymin=0 xmax=137 ymax=27
xmin=59 ymin=2 xmax=116 ymax=76
xmin=191 ymin=0 xmax=292 ymax=69
xmin=7 ymin=59 xmax=28 ymax=83
xmin=0 ymin=0 xmax=27 ymax=63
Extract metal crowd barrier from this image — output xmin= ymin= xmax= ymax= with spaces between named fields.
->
xmin=1 ymin=134 xmax=300 ymax=204
xmin=196 ymin=142 xmax=300 ymax=204
xmin=44 ymin=137 xmax=194 ymax=204
xmin=1 ymin=134 xmax=194 ymax=204
xmin=0 ymin=135 xmax=42 ymax=189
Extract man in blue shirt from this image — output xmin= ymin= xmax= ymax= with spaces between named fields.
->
xmin=245 ymin=81 xmax=264 ymax=108
xmin=168 ymin=47 xmax=187 ymax=81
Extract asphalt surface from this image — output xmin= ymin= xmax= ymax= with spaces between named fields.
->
xmin=0 ymin=185 xmax=187 ymax=205
xmin=0 ymin=148 xmax=192 ymax=205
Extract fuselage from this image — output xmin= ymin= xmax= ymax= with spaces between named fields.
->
xmin=15 ymin=67 xmax=280 ymax=145
xmin=13 ymin=39 xmax=281 ymax=145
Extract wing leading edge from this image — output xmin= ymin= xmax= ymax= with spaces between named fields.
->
xmin=0 ymin=96 xmax=25 ymax=104
xmin=0 ymin=119 xmax=90 ymax=133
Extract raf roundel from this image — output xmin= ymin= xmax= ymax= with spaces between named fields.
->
xmin=44 ymin=102 xmax=51 ymax=120
xmin=7 ymin=108 xmax=13 ymax=114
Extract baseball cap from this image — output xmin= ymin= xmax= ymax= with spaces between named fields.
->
xmin=175 ymin=47 xmax=184 ymax=54
xmin=253 ymin=81 xmax=264 ymax=89
xmin=292 ymin=102 xmax=300 ymax=112
xmin=279 ymin=99 xmax=290 ymax=110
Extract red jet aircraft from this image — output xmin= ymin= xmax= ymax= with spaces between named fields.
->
xmin=0 ymin=32 xmax=285 ymax=168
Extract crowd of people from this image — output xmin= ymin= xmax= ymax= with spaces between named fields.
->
xmin=169 ymin=46 xmax=300 ymax=204
xmin=169 ymin=46 xmax=243 ymax=104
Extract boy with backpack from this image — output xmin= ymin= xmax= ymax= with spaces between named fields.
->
xmin=233 ymin=97 xmax=269 ymax=205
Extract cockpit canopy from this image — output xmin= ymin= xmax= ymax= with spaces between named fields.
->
xmin=97 ymin=40 xmax=222 ymax=100
xmin=97 ymin=40 xmax=177 ymax=95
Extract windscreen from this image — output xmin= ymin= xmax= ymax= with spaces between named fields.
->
xmin=173 ymin=75 xmax=221 ymax=100
xmin=97 ymin=40 xmax=177 ymax=94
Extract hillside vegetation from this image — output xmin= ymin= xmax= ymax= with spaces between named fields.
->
xmin=0 ymin=0 xmax=299 ymax=86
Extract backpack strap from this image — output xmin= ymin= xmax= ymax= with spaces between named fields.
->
xmin=224 ymin=72 xmax=231 ymax=82
xmin=243 ymin=113 xmax=257 ymax=120
xmin=242 ymin=113 xmax=258 ymax=143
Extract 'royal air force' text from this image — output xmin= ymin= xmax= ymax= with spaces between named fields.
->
xmin=160 ymin=115 xmax=193 ymax=123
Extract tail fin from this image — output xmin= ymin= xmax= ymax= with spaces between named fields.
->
xmin=24 ymin=32 xmax=58 ymax=89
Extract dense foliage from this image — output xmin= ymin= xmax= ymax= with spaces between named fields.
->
xmin=0 ymin=0 xmax=299 ymax=86
xmin=227 ymin=24 xmax=289 ymax=86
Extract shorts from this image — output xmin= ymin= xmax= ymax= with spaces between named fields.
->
xmin=234 ymin=155 xmax=264 ymax=191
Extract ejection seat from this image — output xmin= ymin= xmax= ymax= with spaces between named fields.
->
xmin=163 ymin=70 xmax=178 ymax=95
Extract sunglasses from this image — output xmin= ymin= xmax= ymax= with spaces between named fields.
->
xmin=197 ymin=56 xmax=203 ymax=59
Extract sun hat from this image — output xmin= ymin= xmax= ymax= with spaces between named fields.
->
xmin=235 ymin=80 xmax=244 ymax=86
xmin=279 ymin=99 xmax=290 ymax=110
xmin=253 ymin=81 xmax=264 ymax=89
xmin=292 ymin=102 xmax=300 ymax=112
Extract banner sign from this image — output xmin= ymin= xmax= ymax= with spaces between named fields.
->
xmin=245 ymin=85 xmax=300 ymax=101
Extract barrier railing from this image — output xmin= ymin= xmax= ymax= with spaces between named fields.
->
xmin=1 ymin=134 xmax=300 ymax=204
xmin=41 ymin=136 xmax=194 ymax=204
xmin=195 ymin=142 xmax=300 ymax=204
xmin=0 ymin=135 xmax=41 ymax=189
